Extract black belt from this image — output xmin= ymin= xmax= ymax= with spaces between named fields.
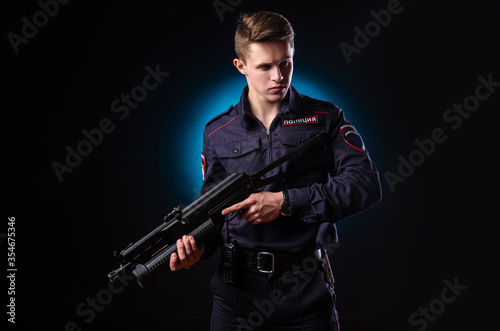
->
xmin=241 ymin=249 xmax=322 ymax=274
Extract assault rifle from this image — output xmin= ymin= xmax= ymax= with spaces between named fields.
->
xmin=108 ymin=132 xmax=330 ymax=288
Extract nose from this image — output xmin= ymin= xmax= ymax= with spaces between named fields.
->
xmin=271 ymin=66 xmax=283 ymax=82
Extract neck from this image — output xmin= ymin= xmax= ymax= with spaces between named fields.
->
xmin=247 ymin=88 xmax=282 ymax=130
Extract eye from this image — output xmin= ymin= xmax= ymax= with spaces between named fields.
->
xmin=279 ymin=61 xmax=290 ymax=67
xmin=259 ymin=64 xmax=271 ymax=70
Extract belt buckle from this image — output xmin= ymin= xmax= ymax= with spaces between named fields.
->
xmin=257 ymin=252 xmax=275 ymax=274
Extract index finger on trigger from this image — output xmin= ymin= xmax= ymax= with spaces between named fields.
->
xmin=222 ymin=197 xmax=254 ymax=215
xmin=221 ymin=203 xmax=240 ymax=216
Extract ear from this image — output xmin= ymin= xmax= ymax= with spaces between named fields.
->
xmin=233 ymin=58 xmax=247 ymax=75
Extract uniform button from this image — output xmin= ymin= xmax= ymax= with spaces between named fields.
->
xmin=233 ymin=149 xmax=239 ymax=153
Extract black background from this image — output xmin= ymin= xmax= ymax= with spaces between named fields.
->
xmin=3 ymin=0 xmax=498 ymax=330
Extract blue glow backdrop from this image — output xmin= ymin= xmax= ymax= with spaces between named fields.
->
xmin=5 ymin=0 xmax=496 ymax=329
xmin=160 ymin=70 xmax=367 ymax=204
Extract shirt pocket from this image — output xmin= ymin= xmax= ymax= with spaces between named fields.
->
xmin=213 ymin=134 xmax=263 ymax=175
xmin=279 ymin=128 xmax=328 ymax=185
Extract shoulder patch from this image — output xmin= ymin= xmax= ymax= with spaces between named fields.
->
xmin=340 ymin=124 xmax=365 ymax=152
xmin=201 ymin=152 xmax=206 ymax=181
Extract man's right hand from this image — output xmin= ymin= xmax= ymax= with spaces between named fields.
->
xmin=169 ymin=235 xmax=205 ymax=271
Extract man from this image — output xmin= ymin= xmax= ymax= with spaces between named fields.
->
xmin=170 ymin=11 xmax=381 ymax=330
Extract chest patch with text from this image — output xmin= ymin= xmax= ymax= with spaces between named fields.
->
xmin=282 ymin=115 xmax=319 ymax=126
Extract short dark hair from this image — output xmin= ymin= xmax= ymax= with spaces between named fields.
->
xmin=235 ymin=11 xmax=295 ymax=61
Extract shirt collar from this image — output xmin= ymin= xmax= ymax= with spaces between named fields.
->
xmin=236 ymin=85 xmax=302 ymax=128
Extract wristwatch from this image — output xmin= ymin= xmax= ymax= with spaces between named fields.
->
xmin=280 ymin=190 xmax=291 ymax=216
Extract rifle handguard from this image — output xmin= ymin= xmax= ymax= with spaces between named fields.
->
xmin=133 ymin=218 xmax=218 ymax=288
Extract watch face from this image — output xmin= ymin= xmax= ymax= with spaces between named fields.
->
xmin=281 ymin=200 xmax=291 ymax=216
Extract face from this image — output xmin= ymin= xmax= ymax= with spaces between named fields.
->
xmin=234 ymin=41 xmax=294 ymax=105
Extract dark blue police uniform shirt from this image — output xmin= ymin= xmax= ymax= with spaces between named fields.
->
xmin=201 ymin=85 xmax=381 ymax=254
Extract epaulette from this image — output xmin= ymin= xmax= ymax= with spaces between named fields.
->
xmin=204 ymin=105 xmax=235 ymax=128
xmin=302 ymin=95 xmax=341 ymax=114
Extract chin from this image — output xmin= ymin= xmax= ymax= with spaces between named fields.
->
xmin=266 ymin=90 xmax=288 ymax=102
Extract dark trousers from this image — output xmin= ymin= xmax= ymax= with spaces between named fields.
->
xmin=210 ymin=258 xmax=339 ymax=331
